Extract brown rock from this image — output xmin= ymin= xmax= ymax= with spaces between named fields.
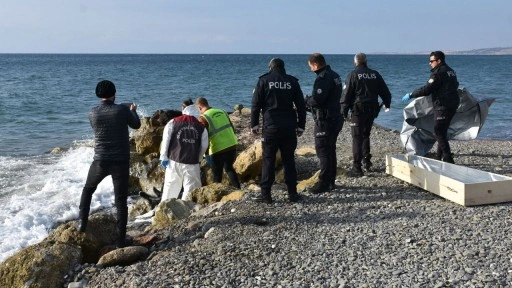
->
xmin=189 ymin=183 xmax=237 ymax=205
xmin=151 ymin=199 xmax=197 ymax=229
xmin=48 ymin=213 xmax=118 ymax=263
xmin=0 ymin=241 xmax=81 ymax=288
xmin=220 ymin=190 xmax=245 ymax=202
xmin=233 ymin=140 xmax=281 ymax=182
xmin=97 ymin=246 xmax=149 ymax=267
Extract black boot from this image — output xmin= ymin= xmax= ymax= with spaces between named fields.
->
xmin=329 ymin=182 xmax=341 ymax=191
xmin=287 ymin=185 xmax=302 ymax=202
xmin=363 ymin=160 xmax=373 ymax=172
xmin=442 ymin=154 xmax=455 ymax=164
xmin=78 ymin=218 xmax=88 ymax=233
xmin=251 ymin=191 xmax=273 ymax=204
xmin=348 ymin=165 xmax=364 ymax=177
xmin=78 ymin=208 xmax=89 ymax=232
xmin=363 ymin=155 xmax=372 ymax=172
xmin=308 ymin=182 xmax=330 ymax=194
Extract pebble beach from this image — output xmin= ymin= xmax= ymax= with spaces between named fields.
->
xmin=72 ymin=115 xmax=512 ymax=288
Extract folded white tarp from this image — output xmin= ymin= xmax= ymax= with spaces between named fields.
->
xmin=400 ymin=87 xmax=495 ymax=156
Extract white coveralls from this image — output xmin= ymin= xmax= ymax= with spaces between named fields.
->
xmin=159 ymin=105 xmax=208 ymax=201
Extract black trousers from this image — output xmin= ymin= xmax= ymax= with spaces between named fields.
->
xmin=79 ymin=160 xmax=129 ymax=247
xmin=260 ymin=127 xmax=298 ymax=196
xmin=434 ymin=108 xmax=457 ymax=159
xmin=211 ymin=148 xmax=241 ymax=189
xmin=314 ymin=118 xmax=343 ymax=186
xmin=350 ymin=113 xmax=375 ymax=167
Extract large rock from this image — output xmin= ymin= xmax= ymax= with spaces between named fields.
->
xmin=48 ymin=213 xmax=118 ymax=263
xmin=0 ymin=213 xmax=122 ymax=288
xmin=152 ymin=199 xmax=199 ymax=229
xmin=0 ymin=241 xmax=81 ymax=288
xmin=233 ymin=140 xmax=281 ymax=182
xmin=189 ymin=183 xmax=240 ymax=205
xmin=97 ymin=246 xmax=149 ymax=267
xmin=130 ymin=153 xmax=165 ymax=196
xmin=131 ymin=117 xmax=165 ymax=155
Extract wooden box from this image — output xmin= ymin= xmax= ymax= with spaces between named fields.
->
xmin=386 ymin=154 xmax=512 ymax=206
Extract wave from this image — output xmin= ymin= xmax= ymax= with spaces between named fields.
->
xmin=0 ymin=142 xmax=118 ymax=263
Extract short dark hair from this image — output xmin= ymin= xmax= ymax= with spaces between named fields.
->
xmin=430 ymin=51 xmax=445 ymax=62
xmin=95 ymin=80 xmax=116 ymax=98
xmin=268 ymin=58 xmax=285 ymax=70
xmin=196 ymin=97 xmax=209 ymax=107
xmin=308 ymin=53 xmax=326 ymax=66
xmin=182 ymin=98 xmax=193 ymax=106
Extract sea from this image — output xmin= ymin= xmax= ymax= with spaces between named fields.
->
xmin=0 ymin=53 xmax=511 ymax=263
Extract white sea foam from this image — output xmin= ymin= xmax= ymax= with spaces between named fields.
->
xmin=0 ymin=144 xmax=118 ymax=263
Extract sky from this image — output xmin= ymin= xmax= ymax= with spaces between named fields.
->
xmin=0 ymin=0 xmax=511 ymax=54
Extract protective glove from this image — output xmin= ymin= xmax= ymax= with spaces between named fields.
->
xmin=160 ymin=160 xmax=169 ymax=169
xmin=205 ymin=155 xmax=212 ymax=166
xmin=402 ymin=93 xmax=411 ymax=102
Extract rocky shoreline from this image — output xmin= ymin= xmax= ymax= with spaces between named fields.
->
xmin=5 ymin=110 xmax=512 ymax=287
xmin=81 ymin=112 xmax=512 ymax=287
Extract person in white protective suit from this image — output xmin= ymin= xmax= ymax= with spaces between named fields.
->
xmin=159 ymin=99 xmax=208 ymax=201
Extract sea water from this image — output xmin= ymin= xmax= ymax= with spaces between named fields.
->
xmin=0 ymin=54 xmax=511 ymax=262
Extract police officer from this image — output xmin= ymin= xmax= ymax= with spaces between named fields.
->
xmin=402 ymin=51 xmax=459 ymax=164
xmin=251 ymin=58 xmax=307 ymax=203
xmin=305 ymin=53 xmax=344 ymax=194
xmin=342 ymin=53 xmax=392 ymax=176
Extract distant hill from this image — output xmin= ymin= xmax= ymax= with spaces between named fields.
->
xmin=446 ymin=47 xmax=512 ymax=55
xmin=378 ymin=47 xmax=512 ymax=55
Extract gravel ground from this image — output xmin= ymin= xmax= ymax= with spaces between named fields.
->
xmin=72 ymin=116 xmax=512 ymax=287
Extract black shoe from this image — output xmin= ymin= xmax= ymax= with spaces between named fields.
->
xmin=363 ymin=161 xmax=372 ymax=172
xmin=329 ymin=183 xmax=341 ymax=191
xmin=348 ymin=166 xmax=364 ymax=177
xmin=308 ymin=182 xmax=330 ymax=194
xmin=116 ymin=236 xmax=134 ymax=248
xmin=441 ymin=154 xmax=455 ymax=164
xmin=288 ymin=193 xmax=302 ymax=203
xmin=77 ymin=219 xmax=87 ymax=233
xmin=251 ymin=194 xmax=273 ymax=204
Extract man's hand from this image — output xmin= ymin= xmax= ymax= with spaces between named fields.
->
xmin=130 ymin=103 xmax=137 ymax=111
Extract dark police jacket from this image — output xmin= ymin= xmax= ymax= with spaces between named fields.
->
xmin=341 ymin=64 xmax=391 ymax=116
xmin=251 ymin=68 xmax=307 ymax=130
xmin=305 ymin=65 xmax=343 ymax=121
xmin=411 ymin=63 xmax=460 ymax=110
xmin=89 ymin=100 xmax=141 ymax=161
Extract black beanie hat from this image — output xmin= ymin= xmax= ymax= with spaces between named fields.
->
xmin=95 ymin=80 xmax=116 ymax=98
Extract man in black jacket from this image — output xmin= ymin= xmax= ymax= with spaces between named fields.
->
xmin=251 ymin=58 xmax=307 ymax=203
xmin=402 ymin=51 xmax=459 ymax=163
xmin=342 ymin=53 xmax=392 ymax=176
xmin=78 ymin=80 xmax=141 ymax=248
xmin=305 ymin=53 xmax=344 ymax=194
